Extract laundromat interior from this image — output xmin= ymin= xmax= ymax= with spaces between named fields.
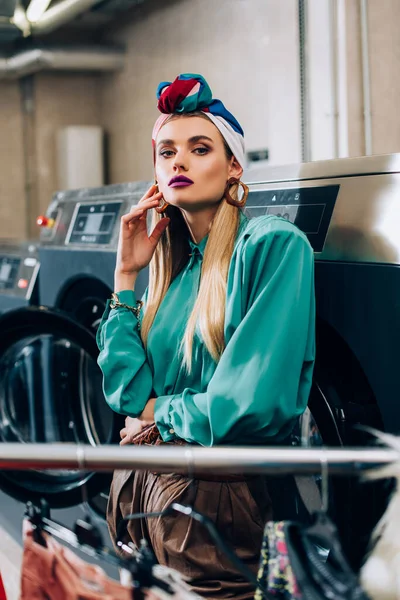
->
xmin=1 ymin=0 xmax=400 ymax=599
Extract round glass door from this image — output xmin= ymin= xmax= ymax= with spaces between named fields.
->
xmin=56 ymin=276 xmax=112 ymax=334
xmin=0 ymin=306 xmax=120 ymax=507
xmin=0 ymin=335 xmax=109 ymax=447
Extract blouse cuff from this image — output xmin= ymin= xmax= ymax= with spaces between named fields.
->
xmin=107 ymin=290 xmax=139 ymax=321
xmin=96 ymin=290 xmax=140 ymax=351
xmin=113 ymin=289 xmax=138 ymax=305
xmin=154 ymin=394 xmax=177 ymax=442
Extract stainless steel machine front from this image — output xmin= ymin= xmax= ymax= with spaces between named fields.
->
xmin=245 ymin=152 xmax=400 ymax=265
xmin=245 ymin=153 xmax=400 ymax=434
xmin=244 ymin=153 xmax=400 ymax=565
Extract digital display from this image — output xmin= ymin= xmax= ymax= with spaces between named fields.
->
xmin=75 ymin=213 xmax=114 ymax=235
xmin=246 ymin=185 xmax=339 ymax=252
xmin=266 ymin=204 xmax=325 ymax=234
xmin=67 ymin=202 xmax=122 ymax=245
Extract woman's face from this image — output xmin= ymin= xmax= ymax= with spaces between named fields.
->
xmin=155 ymin=116 xmax=242 ymax=211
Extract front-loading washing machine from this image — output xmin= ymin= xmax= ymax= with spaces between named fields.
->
xmin=244 ymin=152 xmax=400 ymax=566
xmin=0 ymin=182 xmax=150 ymax=549
xmin=37 ymin=181 xmax=150 ymax=333
xmin=36 ymin=181 xmax=150 ymax=519
xmin=0 ymin=241 xmax=42 ymax=545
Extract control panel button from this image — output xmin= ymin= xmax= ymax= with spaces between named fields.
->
xmin=24 ymin=257 xmax=37 ymax=267
xmin=36 ymin=216 xmax=55 ymax=228
xmin=17 ymin=278 xmax=29 ymax=289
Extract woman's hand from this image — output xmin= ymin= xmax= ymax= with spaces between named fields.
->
xmin=119 ymin=399 xmax=157 ymax=445
xmin=115 ymin=185 xmax=170 ymax=285
xmin=119 ymin=416 xmax=154 ymax=446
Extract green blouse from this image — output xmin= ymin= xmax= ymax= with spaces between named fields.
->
xmin=97 ymin=213 xmax=316 ymax=447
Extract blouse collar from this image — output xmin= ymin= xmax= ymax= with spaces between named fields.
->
xmin=188 ymin=234 xmax=209 ymax=258
xmin=188 ymin=211 xmax=248 ymax=258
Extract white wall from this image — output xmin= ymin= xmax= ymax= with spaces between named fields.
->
xmin=307 ymin=0 xmax=336 ymax=161
xmin=262 ymin=0 xmax=302 ymax=165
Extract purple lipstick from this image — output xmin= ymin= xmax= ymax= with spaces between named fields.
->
xmin=168 ymin=175 xmax=194 ymax=188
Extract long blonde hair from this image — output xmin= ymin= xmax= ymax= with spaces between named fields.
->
xmin=141 ymin=113 xmax=241 ymax=371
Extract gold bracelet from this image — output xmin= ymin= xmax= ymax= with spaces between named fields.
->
xmin=110 ymin=292 xmax=143 ymax=319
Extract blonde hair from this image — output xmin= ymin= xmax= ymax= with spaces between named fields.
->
xmin=141 ymin=113 xmax=241 ymax=371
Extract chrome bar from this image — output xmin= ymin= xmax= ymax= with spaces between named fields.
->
xmin=0 ymin=444 xmax=398 ymax=475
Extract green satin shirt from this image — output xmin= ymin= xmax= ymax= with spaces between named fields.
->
xmin=97 ymin=212 xmax=316 ymax=447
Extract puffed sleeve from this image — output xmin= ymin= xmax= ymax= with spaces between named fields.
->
xmin=154 ymin=217 xmax=316 ymax=446
xmin=96 ymin=289 xmax=153 ymax=416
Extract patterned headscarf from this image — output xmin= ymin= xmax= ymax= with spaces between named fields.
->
xmin=152 ymin=73 xmax=245 ymax=168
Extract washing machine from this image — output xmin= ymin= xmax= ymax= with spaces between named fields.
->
xmin=0 ymin=182 xmax=150 ymax=548
xmin=0 ymin=241 xmax=42 ymax=547
xmin=244 ymin=153 xmax=400 ymax=566
xmin=37 ymin=181 xmax=150 ymax=333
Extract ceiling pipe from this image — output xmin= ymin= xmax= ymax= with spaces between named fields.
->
xmin=28 ymin=0 xmax=101 ymax=35
xmin=26 ymin=0 xmax=53 ymax=24
xmin=0 ymin=47 xmax=125 ymax=79
xmin=11 ymin=0 xmax=31 ymax=38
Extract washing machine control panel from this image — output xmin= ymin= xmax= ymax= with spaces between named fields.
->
xmin=246 ymin=184 xmax=339 ymax=252
xmin=40 ymin=181 xmax=151 ymax=249
xmin=66 ymin=201 xmax=122 ymax=246
xmin=0 ymin=249 xmax=39 ymax=299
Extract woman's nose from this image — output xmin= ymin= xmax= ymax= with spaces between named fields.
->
xmin=173 ymin=154 xmax=189 ymax=171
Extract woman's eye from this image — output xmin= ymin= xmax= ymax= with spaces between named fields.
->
xmin=193 ymin=147 xmax=209 ymax=155
xmin=160 ymin=150 xmax=175 ymax=158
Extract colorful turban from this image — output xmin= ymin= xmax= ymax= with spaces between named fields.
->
xmin=152 ymin=73 xmax=246 ymax=169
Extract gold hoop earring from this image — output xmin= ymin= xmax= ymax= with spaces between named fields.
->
xmin=154 ymin=180 xmax=169 ymax=214
xmin=223 ymin=177 xmax=249 ymax=208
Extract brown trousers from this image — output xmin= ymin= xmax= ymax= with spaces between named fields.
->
xmin=107 ymin=470 xmax=273 ymax=600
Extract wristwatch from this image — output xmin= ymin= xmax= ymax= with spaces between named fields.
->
xmin=110 ymin=292 xmax=143 ymax=319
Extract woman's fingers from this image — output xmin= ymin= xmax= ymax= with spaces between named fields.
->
xmin=120 ymin=435 xmax=132 ymax=446
xmin=121 ymin=197 xmax=158 ymax=223
xmin=120 ymin=425 xmax=136 ymax=445
xmin=149 ymin=217 xmax=170 ymax=245
xmin=119 ymin=416 xmax=145 ymax=445
xmin=120 ymin=208 xmax=144 ymax=227
xmin=138 ymin=184 xmax=158 ymax=205
xmin=121 ymin=195 xmax=162 ymax=225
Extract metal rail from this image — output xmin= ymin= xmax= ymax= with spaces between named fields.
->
xmin=0 ymin=443 xmax=398 ymax=475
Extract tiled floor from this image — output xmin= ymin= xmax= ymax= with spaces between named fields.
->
xmin=0 ymin=525 xmax=22 ymax=600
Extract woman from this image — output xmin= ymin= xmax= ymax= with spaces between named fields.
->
xmin=97 ymin=74 xmax=316 ymax=599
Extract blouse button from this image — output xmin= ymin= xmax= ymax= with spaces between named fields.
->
xmin=169 ymin=428 xmax=175 ymax=434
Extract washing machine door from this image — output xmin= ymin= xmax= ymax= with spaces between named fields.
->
xmin=0 ymin=305 xmax=121 ymax=508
